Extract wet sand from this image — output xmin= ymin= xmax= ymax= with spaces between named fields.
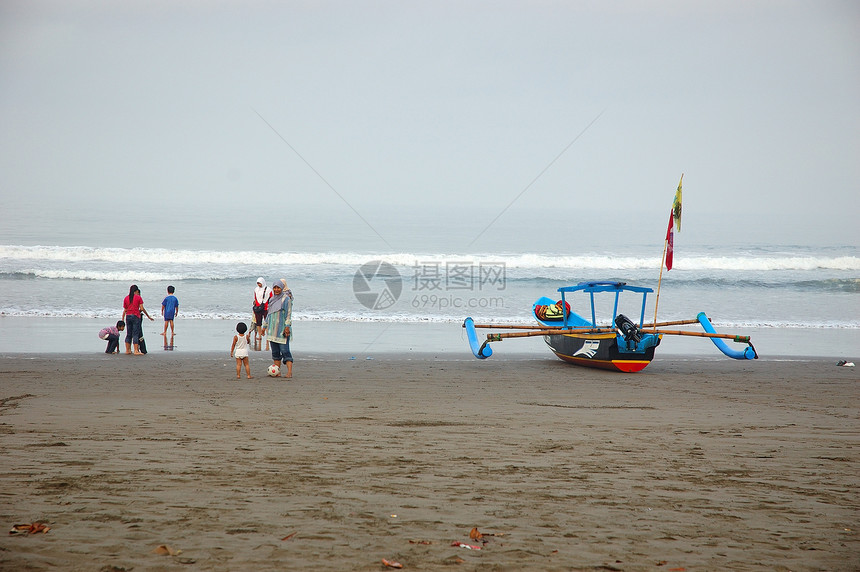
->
xmin=0 ymin=353 xmax=857 ymax=571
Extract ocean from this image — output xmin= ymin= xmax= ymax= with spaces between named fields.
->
xmin=1 ymin=206 xmax=857 ymax=359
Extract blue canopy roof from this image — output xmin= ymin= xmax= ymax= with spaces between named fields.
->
xmin=557 ymin=281 xmax=654 ymax=294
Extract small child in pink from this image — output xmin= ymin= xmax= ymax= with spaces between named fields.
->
xmin=230 ymin=322 xmax=252 ymax=379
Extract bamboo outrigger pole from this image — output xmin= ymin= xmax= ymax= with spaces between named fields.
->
xmin=650 ymin=329 xmax=751 ymax=342
xmin=465 ymin=318 xmax=702 ymax=331
xmin=484 ymin=328 xmax=749 ymax=343
xmin=641 ymin=318 xmax=700 ymax=328
xmin=466 ymin=323 xmax=557 ymax=330
xmin=486 ymin=327 xmax=616 ymax=340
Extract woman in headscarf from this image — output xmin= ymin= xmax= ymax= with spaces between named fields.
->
xmin=253 ymin=277 xmax=271 ymax=347
xmin=266 ymin=278 xmax=293 ymax=378
xmin=122 ymin=284 xmax=154 ymax=355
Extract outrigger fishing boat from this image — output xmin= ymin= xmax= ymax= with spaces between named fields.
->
xmin=463 ymin=281 xmax=757 ymax=373
xmin=464 ymin=176 xmax=758 ymax=371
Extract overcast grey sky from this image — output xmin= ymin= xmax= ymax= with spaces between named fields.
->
xmin=1 ymin=0 xmax=858 ymax=249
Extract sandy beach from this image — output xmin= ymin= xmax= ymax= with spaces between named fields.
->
xmin=0 ymin=352 xmax=857 ymax=571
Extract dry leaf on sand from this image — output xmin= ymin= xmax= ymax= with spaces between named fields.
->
xmin=9 ymin=522 xmax=50 ymax=535
xmin=153 ymin=544 xmax=182 ymax=556
xmin=469 ymin=527 xmax=505 ymax=539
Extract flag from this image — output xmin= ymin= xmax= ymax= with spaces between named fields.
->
xmin=672 ymin=174 xmax=683 ymax=232
xmin=665 ymin=209 xmax=674 ymax=271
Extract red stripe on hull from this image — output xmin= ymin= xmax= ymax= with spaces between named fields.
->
xmin=612 ymin=360 xmax=651 ymax=373
xmin=554 ymin=353 xmax=652 ymax=373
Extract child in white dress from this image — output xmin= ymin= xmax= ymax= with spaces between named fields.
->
xmin=231 ymin=322 xmax=252 ymax=379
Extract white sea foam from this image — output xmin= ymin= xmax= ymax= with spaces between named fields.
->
xmin=9 ymin=269 xmax=210 ymax=282
xmin=2 ymin=245 xmax=858 ymax=272
xmin=1 ymin=308 xmax=857 ymax=329
xmin=2 ymin=243 xmax=857 ymax=343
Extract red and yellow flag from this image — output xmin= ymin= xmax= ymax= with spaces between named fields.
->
xmin=665 ymin=209 xmax=674 ymax=271
xmin=672 ymin=174 xmax=683 ymax=232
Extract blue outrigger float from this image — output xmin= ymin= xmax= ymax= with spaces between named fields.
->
xmin=464 ymin=281 xmax=757 ymax=372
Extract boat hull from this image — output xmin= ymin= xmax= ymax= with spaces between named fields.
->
xmin=544 ymin=332 xmax=660 ymax=373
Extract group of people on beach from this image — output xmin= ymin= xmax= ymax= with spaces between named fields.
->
xmin=100 ymin=285 xmax=178 ymax=355
xmin=99 ymin=278 xmax=293 ymax=380
xmin=234 ymin=277 xmax=293 ymax=379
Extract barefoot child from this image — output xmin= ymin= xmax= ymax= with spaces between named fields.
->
xmin=161 ymin=285 xmax=179 ymax=337
xmin=231 ymin=322 xmax=253 ymax=379
xmin=99 ymin=321 xmax=125 ymax=354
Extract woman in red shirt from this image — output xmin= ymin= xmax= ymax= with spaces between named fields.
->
xmin=122 ymin=284 xmax=154 ymax=355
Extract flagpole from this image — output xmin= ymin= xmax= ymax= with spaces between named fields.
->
xmin=653 ymin=234 xmax=668 ymax=330
xmin=654 ymin=174 xmax=683 ymax=330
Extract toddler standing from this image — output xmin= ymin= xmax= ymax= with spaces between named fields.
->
xmin=230 ymin=322 xmax=252 ymax=379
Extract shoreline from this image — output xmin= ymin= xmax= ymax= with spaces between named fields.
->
xmin=1 ymin=354 xmax=858 ymax=570
xmin=1 ymin=316 xmax=858 ymax=360
xmin=0 ymin=350 xmax=853 ymax=363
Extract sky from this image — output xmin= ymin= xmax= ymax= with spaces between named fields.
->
xmin=1 ymin=0 xmax=858 ymax=251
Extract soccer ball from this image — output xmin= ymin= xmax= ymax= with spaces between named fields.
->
xmin=267 ymin=364 xmax=280 ymax=377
